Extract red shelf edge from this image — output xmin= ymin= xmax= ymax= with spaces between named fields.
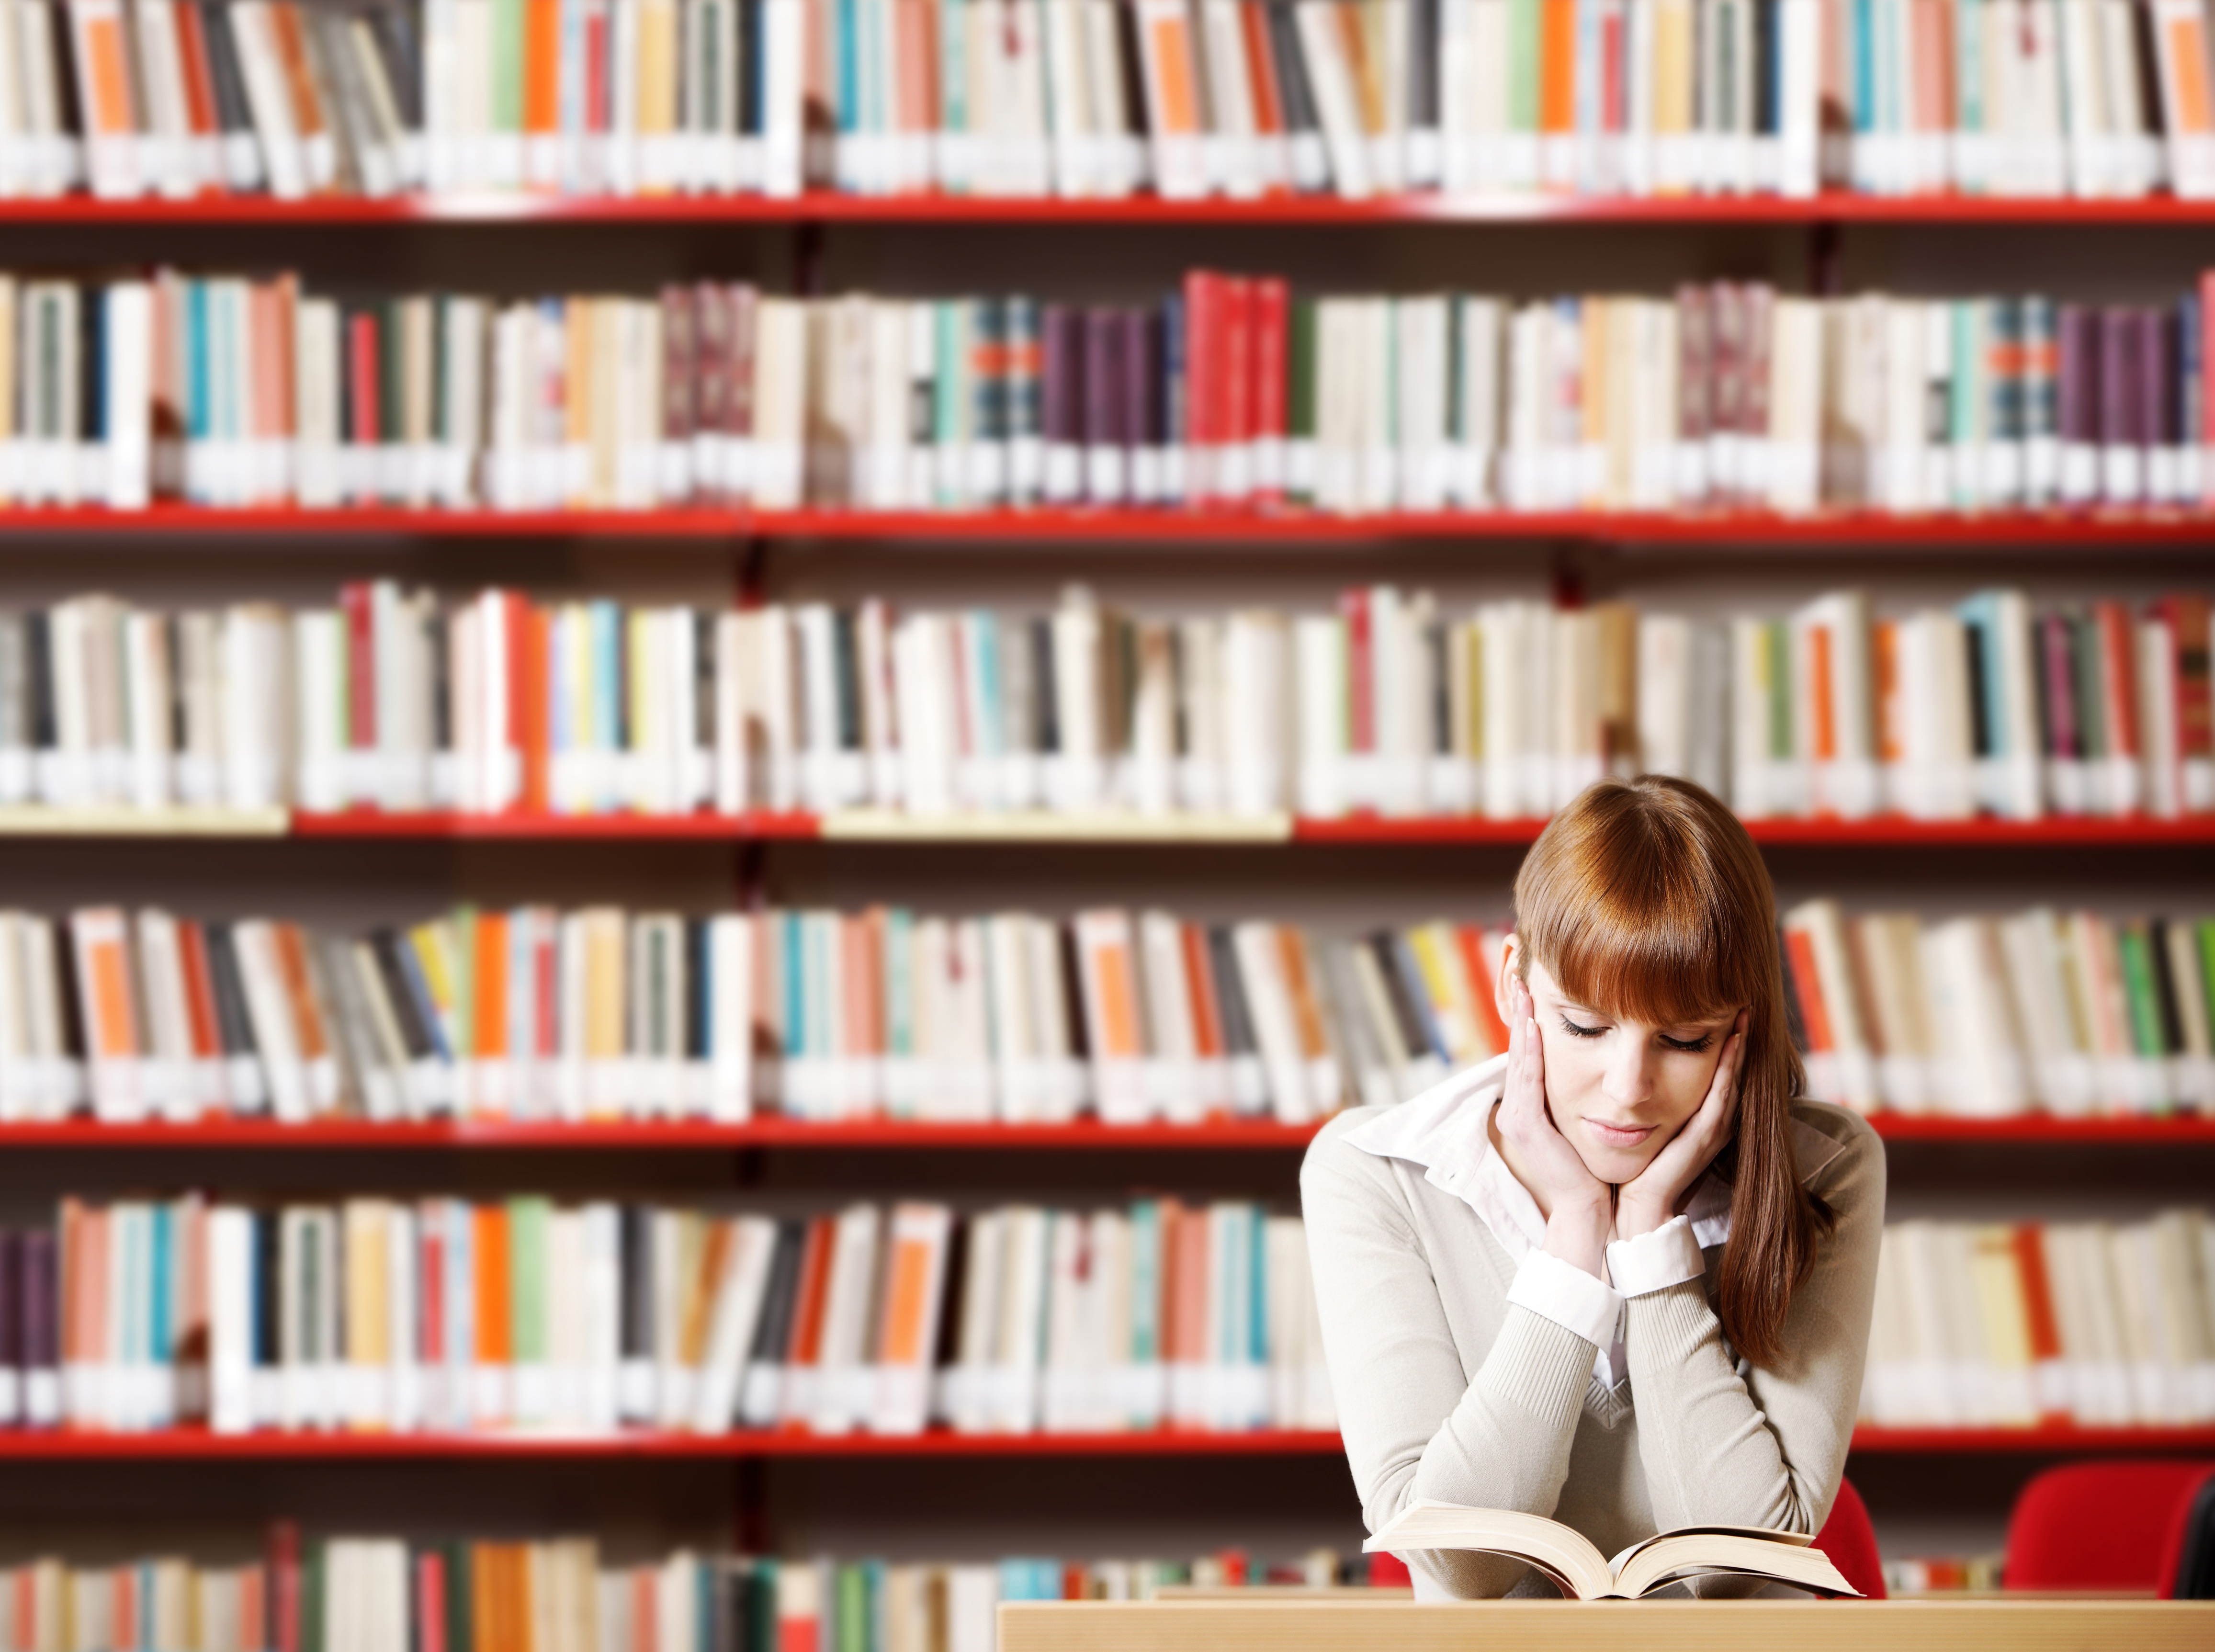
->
xmin=0 ymin=1423 xmax=2209 ymax=1458
xmin=0 ymin=1114 xmax=2205 ymax=1148
xmin=3 ymin=503 xmax=2215 ymax=545
xmin=19 ymin=190 xmax=2215 ymax=226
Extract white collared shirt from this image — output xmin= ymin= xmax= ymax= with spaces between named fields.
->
xmin=1340 ymin=1052 xmax=1846 ymax=1388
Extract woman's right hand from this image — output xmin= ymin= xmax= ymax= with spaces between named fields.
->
xmin=1495 ymin=977 xmax=1614 ymax=1279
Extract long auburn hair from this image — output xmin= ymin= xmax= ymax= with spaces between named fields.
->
xmin=1512 ymin=774 xmax=1834 ymax=1369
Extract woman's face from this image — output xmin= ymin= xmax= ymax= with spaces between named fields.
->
xmin=1497 ymin=941 xmax=1741 ymax=1186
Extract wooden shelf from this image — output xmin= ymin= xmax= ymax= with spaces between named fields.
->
xmin=15 ymin=191 xmax=2215 ymax=227
xmin=3 ymin=503 xmax=2215 ymax=545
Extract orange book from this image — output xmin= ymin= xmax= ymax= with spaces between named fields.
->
xmin=523 ymin=0 xmax=559 ymax=141
xmin=474 ymin=1203 xmax=512 ymax=1366
xmin=1783 ymin=928 xmax=1834 ymax=1053
xmin=1154 ymin=1199 xmax=1184 ymax=1367
xmin=473 ymin=911 xmax=510 ymax=1066
xmin=1274 ymin=928 xmax=1332 ymax=1064
xmin=1539 ymin=0 xmax=1578 ymax=139
xmin=680 ymin=1219 xmax=733 ymax=1371
xmin=875 ymin=1207 xmax=942 ymax=1372
xmin=1457 ymin=926 xmax=1513 ymax=1055
xmin=113 ymin=1570 xmax=137 ymax=1650
xmin=1808 ymin=624 xmax=1837 ymax=766
xmin=520 ymin=608 xmax=551 ymax=813
xmin=1170 ymin=1201 xmax=1209 ymax=1381
xmin=171 ymin=0 xmax=220 ymax=173
xmin=1075 ymin=911 xmax=1143 ymax=1060
xmin=1872 ymin=620 xmax=1901 ymax=764
xmin=853 ymin=912 xmax=885 ymax=1065
xmin=779 ymin=1217 xmax=836 ymax=1419
xmin=271 ymin=924 xmax=331 ymax=1065
xmin=266 ymin=3 xmax=327 ymax=148
xmin=1239 ymin=1 xmax=1286 ymax=142
xmin=71 ymin=907 xmax=141 ymax=1066
xmin=1180 ymin=923 xmax=1226 ymax=1064
xmin=176 ymin=921 xmax=224 ymax=1081
xmin=468 ymin=1546 xmax=499 ymax=1652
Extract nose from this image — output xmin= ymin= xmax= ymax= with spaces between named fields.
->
xmin=1601 ymin=1032 xmax=1658 ymax=1113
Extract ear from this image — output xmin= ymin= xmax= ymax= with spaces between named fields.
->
xmin=1494 ymin=933 xmax=1524 ymax=1032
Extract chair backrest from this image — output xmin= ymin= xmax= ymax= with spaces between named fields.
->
xmin=2157 ymin=1467 xmax=2215 ymax=1599
xmin=1813 ymin=1477 xmax=1887 ymax=1599
xmin=2006 ymin=1460 xmax=2215 ymax=1591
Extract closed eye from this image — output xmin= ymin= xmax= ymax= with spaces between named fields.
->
xmin=1558 ymin=1013 xmax=1607 ymax=1039
xmin=1662 ymin=1033 xmax=1717 ymax=1053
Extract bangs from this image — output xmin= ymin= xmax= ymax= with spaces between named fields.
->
xmin=1516 ymin=782 xmax=1773 ymax=1028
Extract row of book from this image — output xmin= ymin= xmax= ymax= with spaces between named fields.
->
xmin=15 ymin=269 xmax=2215 ymax=517
xmin=17 ymin=892 xmax=2215 ymax=1130
xmin=0 ymin=1532 xmax=1364 ymax=1652
xmin=1882 ymin=1555 xmax=2004 ymax=1594
xmin=1860 ymin=1210 xmax=2215 ymax=1427
xmin=41 ymin=1193 xmax=1335 ymax=1437
xmin=4 ymin=580 xmax=2209 ymax=826
xmin=1784 ymin=900 xmax=2215 ymax=1118
xmin=7 ymin=901 xmax=1434 ymax=1126
xmin=19 ymin=0 xmax=2215 ymax=205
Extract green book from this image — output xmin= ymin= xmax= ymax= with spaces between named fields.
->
xmin=492 ymin=0 xmax=524 ymax=136
xmin=302 ymin=1544 xmax=326 ymax=1652
xmin=444 ymin=1539 xmax=474 ymax=1652
xmin=1288 ymin=299 xmax=1317 ymax=506
xmin=1129 ymin=1199 xmax=1160 ymax=1369
xmin=1507 ymin=0 xmax=1540 ymax=135
xmin=836 ymin=1563 xmax=868 ymax=1652
xmin=1764 ymin=621 xmax=1792 ymax=765
xmin=2118 ymin=921 xmax=2170 ymax=1065
xmin=509 ymin=1195 xmax=550 ymax=1370
xmin=884 ymin=907 xmax=914 ymax=1062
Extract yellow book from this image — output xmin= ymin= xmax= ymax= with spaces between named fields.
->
xmin=342 ymin=1198 xmax=391 ymax=1430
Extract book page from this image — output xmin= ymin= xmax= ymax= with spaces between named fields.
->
xmin=1366 ymin=1502 xmax=1613 ymax=1600
xmin=1612 ymin=1532 xmax=1856 ymax=1600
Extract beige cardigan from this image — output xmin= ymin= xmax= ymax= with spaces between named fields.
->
xmin=1300 ymin=1080 xmax=1886 ymax=1599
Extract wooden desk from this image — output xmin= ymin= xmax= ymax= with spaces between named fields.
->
xmin=998 ymin=1596 xmax=2215 ymax=1652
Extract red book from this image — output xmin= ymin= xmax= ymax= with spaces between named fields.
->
xmin=1457 ymin=926 xmax=1513 ymax=1054
xmin=2012 ymin=1224 xmax=2066 ymax=1418
xmin=1340 ymin=587 xmax=1373 ymax=755
xmin=1252 ymin=277 xmax=1289 ymax=505
xmin=417 ymin=1553 xmax=448 ymax=1652
xmin=1182 ymin=270 xmax=1221 ymax=502
xmin=176 ymin=921 xmax=225 ymax=1101
xmin=2092 ymin=600 xmax=2141 ymax=763
xmin=340 ymin=581 xmax=376 ymax=763
xmin=348 ymin=310 xmax=380 ymax=458
xmin=2158 ymin=593 xmax=2212 ymax=770
xmin=1784 ymin=928 xmax=1834 ymax=1054
xmin=585 ymin=2 xmax=609 ymax=136
xmin=171 ymin=0 xmax=220 ymax=190
xmin=512 ymin=596 xmax=546 ymax=813
xmin=780 ymin=1217 xmax=837 ymax=1421
xmin=267 ymin=1520 xmax=302 ymax=1652
xmin=1221 ymin=277 xmax=1254 ymax=503
xmin=419 ymin=1214 xmax=445 ymax=1367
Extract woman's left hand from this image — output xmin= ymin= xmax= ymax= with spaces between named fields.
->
xmin=1614 ymin=1008 xmax=1747 ymax=1241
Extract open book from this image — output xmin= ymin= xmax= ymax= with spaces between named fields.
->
xmin=1367 ymin=1501 xmax=1861 ymax=1600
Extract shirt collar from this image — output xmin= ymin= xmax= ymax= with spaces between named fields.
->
xmin=1342 ymin=1052 xmax=1850 ymax=1253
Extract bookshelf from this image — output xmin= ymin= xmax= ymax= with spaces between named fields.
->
xmin=12 ymin=130 xmax=2215 ymax=1622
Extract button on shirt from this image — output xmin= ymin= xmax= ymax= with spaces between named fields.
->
xmin=1339 ymin=1052 xmax=1840 ymax=1391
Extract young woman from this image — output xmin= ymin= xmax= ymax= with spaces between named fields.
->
xmin=1302 ymin=775 xmax=1884 ymax=1599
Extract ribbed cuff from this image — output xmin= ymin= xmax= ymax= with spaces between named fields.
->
xmin=1478 ymin=1304 xmax=1609 ymax=1433
xmin=1607 ymin=1214 xmax=1707 ymax=1296
xmin=1505 ymin=1247 xmax=1624 ymax=1349
xmin=1625 ymin=1277 xmax=1723 ymax=1370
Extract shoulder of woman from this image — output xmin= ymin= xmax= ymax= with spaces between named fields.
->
xmin=1299 ymin=1104 xmax=1403 ymax=1199
xmin=1787 ymin=1098 xmax=1887 ymax=1199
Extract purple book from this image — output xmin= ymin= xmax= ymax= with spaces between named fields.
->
xmin=2140 ymin=306 xmax=2177 ymax=450
xmin=2057 ymin=305 xmax=2095 ymax=446
xmin=1084 ymin=307 xmax=1127 ymax=502
xmin=20 ymin=1229 xmax=54 ymax=1428
xmin=1041 ymin=304 xmax=1082 ymax=503
xmin=2040 ymin=612 xmax=2078 ymax=762
xmin=2100 ymin=306 xmax=2140 ymax=453
xmin=1124 ymin=307 xmax=1162 ymax=503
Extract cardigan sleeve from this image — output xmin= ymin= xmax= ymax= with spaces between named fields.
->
xmin=1622 ymin=1104 xmax=1887 ymax=1548
xmin=1300 ymin=1112 xmax=1597 ymax=1599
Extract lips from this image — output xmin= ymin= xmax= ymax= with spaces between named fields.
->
xmin=1583 ymin=1119 xmax=1656 ymax=1147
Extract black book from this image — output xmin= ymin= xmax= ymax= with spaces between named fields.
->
xmin=0 ymin=1230 xmax=20 ymax=1425
xmin=203 ymin=921 xmax=267 ymax=1108
xmin=618 ymin=1204 xmax=654 ymax=1380
xmin=1753 ymin=0 xmax=1779 ymax=138
xmin=1208 ymin=926 xmax=1258 ymax=1064
xmin=832 ymin=607 xmax=860 ymax=754
xmin=196 ymin=1 xmax=259 ymax=184
xmin=368 ymin=930 xmax=435 ymax=1064
xmin=737 ymin=0 xmax=763 ymax=140
xmin=1030 ymin=614 xmax=1058 ymax=758
xmin=252 ymin=1208 xmax=281 ymax=1379
xmin=25 ymin=610 xmax=53 ymax=762
xmin=1264 ymin=0 xmax=1325 ymax=191
xmin=739 ymin=1219 xmax=807 ymax=1426
xmin=366 ymin=0 xmax=425 ymax=131
xmin=685 ymin=917 xmax=711 ymax=1062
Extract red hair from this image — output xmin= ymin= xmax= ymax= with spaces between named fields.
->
xmin=1513 ymin=774 xmax=1834 ymax=1369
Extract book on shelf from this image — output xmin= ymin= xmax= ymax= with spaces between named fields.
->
xmin=1782 ymin=899 xmax=2215 ymax=1118
xmin=12 ymin=266 xmax=2215 ymax=517
xmin=0 ymin=1531 xmax=1368 ymax=1652
xmin=1365 ymin=1502 xmax=1859 ymax=1598
xmin=0 ymin=578 xmax=2208 ymax=829
xmin=43 ymin=1190 xmax=1336 ymax=1438
xmin=1861 ymin=1210 xmax=2215 ymax=1429
xmin=14 ymin=0 xmax=2215 ymax=204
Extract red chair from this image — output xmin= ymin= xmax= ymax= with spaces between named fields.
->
xmin=1813 ymin=1477 xmax=1887 ymax=1598
xmin=2155 ymin=1464 xmax=2215 ymax=1599
xmin=2005 ymin=1460 xmax=2215 ymax=1591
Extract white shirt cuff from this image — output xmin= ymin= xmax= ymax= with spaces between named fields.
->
xmin=1606 ymin=1213 xmax=1707 ymax=1296
xmin=1505 ymin=1248 xmax=1625 ymax=1351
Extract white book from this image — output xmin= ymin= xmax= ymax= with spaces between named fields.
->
xmin=690 ymin=1215 xmax=777 ymax=1434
